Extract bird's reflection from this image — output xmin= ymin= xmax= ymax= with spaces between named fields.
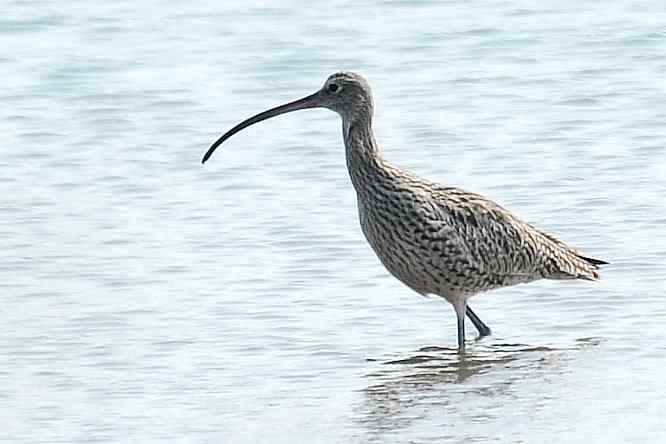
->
xmin=356 ymin=337 xmax=602 ymax=437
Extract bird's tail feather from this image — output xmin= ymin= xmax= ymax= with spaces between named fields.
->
xmin=538 ymin=230 xmax=607 ymax=281
xmin=572 ymin=253 xmax=607 ymax=281
xmin=577 ymin=254 xmax=609 ymax=267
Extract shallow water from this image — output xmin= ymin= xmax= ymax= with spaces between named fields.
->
xmin=2 ymin=0 xmax=666 ymax=442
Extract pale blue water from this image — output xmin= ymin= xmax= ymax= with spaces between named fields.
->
xmin=2 ymin=1 xmax=666 ymax=442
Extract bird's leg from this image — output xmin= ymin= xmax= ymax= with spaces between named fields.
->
xmin=457 ymin=314 xmax=465 ymax=352
xmin=453 ymin=299 xmax=467 ymax=353
xmin=466 ymin=305 xmax=491 ymax=337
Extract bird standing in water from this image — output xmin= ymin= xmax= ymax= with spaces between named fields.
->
xmin=202 ymin=72 xmax=606 ymax=352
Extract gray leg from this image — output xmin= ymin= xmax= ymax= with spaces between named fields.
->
xmin=457 ymin=314 xmax=465 ymax=352
xmin=452 ymin=299 xmax=467 ymax=352
xmin=466 ymin=305 xmax=491 ymax=337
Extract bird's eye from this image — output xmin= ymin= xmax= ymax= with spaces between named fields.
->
xmin=328 ymin=83 xmax=339 ymax=93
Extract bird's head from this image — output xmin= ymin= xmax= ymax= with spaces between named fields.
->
xmin=319 ymin=71 xmax=374 ymax=121
xmin=202 ymin=72 xmax=374 ymax=163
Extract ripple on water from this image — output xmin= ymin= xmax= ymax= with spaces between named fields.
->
xmin=355 ymin=338 xmax=605 ymax=437
xmin=3 ymin=1 xmax=666 ymax=443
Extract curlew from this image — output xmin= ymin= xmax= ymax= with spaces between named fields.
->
xmin=202 ymin=72 xmax=607 ymax=352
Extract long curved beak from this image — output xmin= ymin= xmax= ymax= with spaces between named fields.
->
xmin=202 ymin=91 xmax=322 ymax=164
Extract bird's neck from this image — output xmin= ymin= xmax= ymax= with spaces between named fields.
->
xmin=343 ymin=117 xmax=388 ymax=194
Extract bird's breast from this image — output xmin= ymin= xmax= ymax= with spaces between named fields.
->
xmin=356 ymin=194 xmax=458 ymax=296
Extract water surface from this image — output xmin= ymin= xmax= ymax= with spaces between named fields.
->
xmin=2 ymin=1 xmax=666 ymax=442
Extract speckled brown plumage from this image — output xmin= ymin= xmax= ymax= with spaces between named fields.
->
xmin=203 ymin=71 xmax=607 ymax=351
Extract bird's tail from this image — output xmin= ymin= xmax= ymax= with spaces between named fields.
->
xmin=577 ymin=255 xmax=609 ymax=267
xmin=573 ymin=253 xmax=608 ymax=281
xmin=538 ymin=231 xmax=607 ymax=281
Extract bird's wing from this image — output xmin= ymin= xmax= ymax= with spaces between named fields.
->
xmin=422 ymin=186 xmax=602 ymax=282
xmin=421 ymin=188 xmax=538 ymax=280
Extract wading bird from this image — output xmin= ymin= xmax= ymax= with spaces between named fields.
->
xmin=202 ymin=72 xmax=606 ymax=352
